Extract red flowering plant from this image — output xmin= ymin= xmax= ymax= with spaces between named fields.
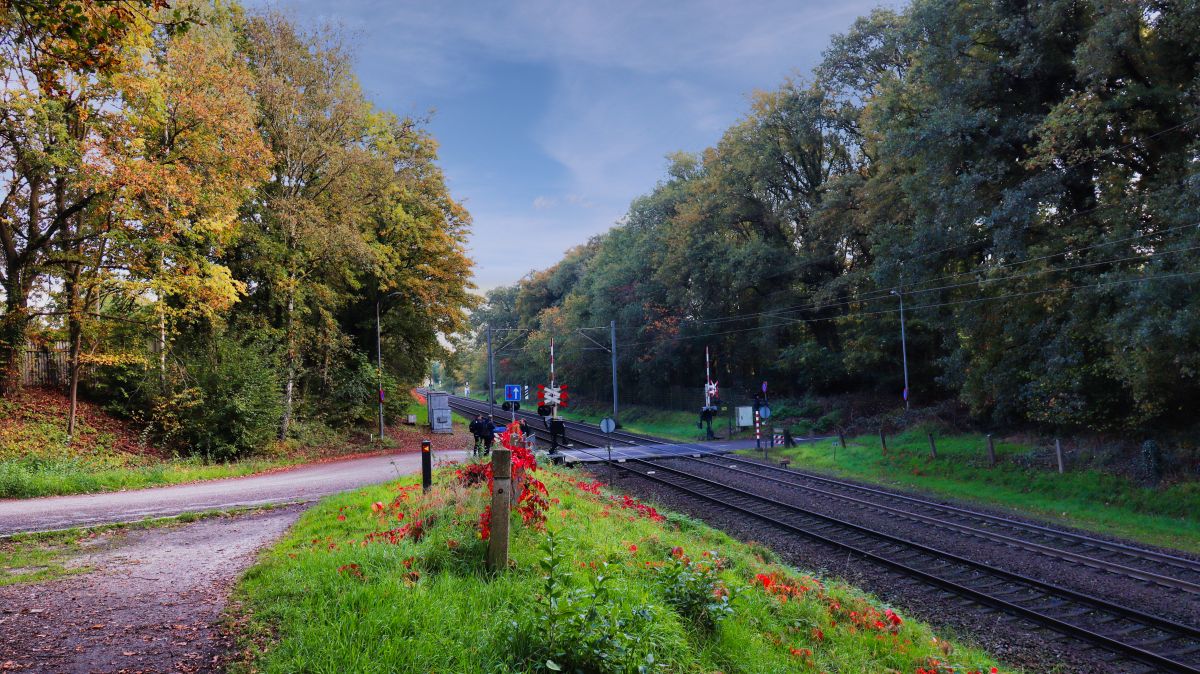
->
xmin=458 ymin=421 xmax=551 ymax=539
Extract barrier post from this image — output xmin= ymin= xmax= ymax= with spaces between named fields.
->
xmin=487 ymin=449 xmax=512 ymax=571
xmin=986 ymin=434 xmax=996 ymax=467
xmin=421 ymin=440 xmax=432 ymax=492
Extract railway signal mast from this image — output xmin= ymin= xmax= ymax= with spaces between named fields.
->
xmin=537 ymin=336 xmax=569 ymax=452
xmin=701 ymin=347 xmax=719 ymax=440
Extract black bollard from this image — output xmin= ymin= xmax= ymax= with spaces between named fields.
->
xmin=421 ymin=440 xmax=432 ymax=492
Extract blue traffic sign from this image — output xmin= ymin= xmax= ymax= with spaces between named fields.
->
xmin=504 ymin=384 xmax=522 ymax=402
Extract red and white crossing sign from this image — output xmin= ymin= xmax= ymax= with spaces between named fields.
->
xmin=538 ymin=384 xmax=569 ymax=407
xmin=705 ymin=381 xmax=719 ymax=400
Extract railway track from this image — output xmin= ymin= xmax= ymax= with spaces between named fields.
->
xmin=613 ymin=456 xmax=1200 ymax=673
xmin=435 ymin=391 xmax=1200 ymax=670
xmin=663 ymin=452 xmax=1200 ymax=595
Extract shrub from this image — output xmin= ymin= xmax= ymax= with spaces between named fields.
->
xmin=649 ymin=547 xmax=734 ymax=629
xmin=156 ymin=335 xmax=281 ymax=461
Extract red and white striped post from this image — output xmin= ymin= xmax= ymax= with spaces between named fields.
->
xmin=755 ymin=409 xmax=761 ymax=452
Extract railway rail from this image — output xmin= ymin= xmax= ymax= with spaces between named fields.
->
xmin=434 ymin=391 xmax=1200 ymax=670
xmin=665 ymin=452 xmax=1200 ymax=595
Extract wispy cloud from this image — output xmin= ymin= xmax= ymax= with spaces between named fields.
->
xmin=244 ymin=0 xmax=903 ymax=290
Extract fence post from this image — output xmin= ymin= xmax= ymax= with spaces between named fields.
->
xmin=986 ymin=433 xmax=996 ymax=468
xmin=838 ymin=429 xmax=846 ymax=449
xmin=927 ymin=433 xmax=937 ymax=459
xmin=1055 ymin=438 xmax=1065 ymax=474
xmin=879 ymin=428 xmax=888 ymax=454
xmin=487 ymin=449 xmax=512 ymax=572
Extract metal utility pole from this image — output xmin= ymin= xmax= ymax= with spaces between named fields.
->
xmin=486 ymin=324 xmax=495 ymax=412
xmin=891 ymin=288 xmax=910 ymax=410
xmin=610 ymin=320 xmax=619 ymax=423
xmin=704 ymin=346 xmax=712 ymax=408
xmin=376 ymin=299 xmax=385 ymax=440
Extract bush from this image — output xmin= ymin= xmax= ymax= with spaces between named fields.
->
xmin=156 ymin=335 xmax=281 ymax=461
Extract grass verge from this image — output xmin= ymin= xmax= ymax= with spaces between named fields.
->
xmin=0 ymin=391 xmax=430 ymax=499
xmin=558 ymin=402 xmax=711 ymax=443
xmin=749 ymin=430 xmax=1200 ymax=554
xmin=229 ymin=461 xmax=1009 ymax=673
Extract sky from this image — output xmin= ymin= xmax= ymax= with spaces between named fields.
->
xmin=246 ymin=0 xmax=900 ymax=291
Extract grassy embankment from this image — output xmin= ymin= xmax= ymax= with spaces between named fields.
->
xmin=752 ymin=429 xmax=1200 ymax=554
xmin=229 ymin=461 xmax=1008 ymax=674
xmin=0 ymin=389 xmax=424 ymax=499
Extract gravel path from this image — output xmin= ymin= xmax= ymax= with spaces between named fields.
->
xmin=0 ymin=505 xmax=307 ymax=673
xmin=589 ymin=463 xmax=1158 ymax=674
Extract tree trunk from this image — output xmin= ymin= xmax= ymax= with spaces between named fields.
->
xmin=65 ymin=248 xmax=83 ymax=439
xmin=280 ymin=281 xmax=295 ymax=440
xmin=0 ymin=291 xmax=28 ymax=397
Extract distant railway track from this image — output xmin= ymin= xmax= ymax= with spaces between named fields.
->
xmin=434 ymin=390 xmax=1200 ymax=670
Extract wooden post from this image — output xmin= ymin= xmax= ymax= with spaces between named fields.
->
xmin=879 ymin=428 xmax=888 ymax=454
xmin=927 ymin=433 xmax=937 ymax=459
xmin=838 ymin=429 xmax=846 ymax=449
xmin=487 ymin=449 xmax=512 ymax=572
xmin=1055 ymin=438 xmax=1065 ymax=474
xmin=986 ymin=433 xmax=996 ymax=468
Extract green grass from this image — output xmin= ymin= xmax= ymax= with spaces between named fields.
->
xmin=751 ymin=429 xmax=1200 ymax=554
xmin=0 ymin=454 xmax=313 ymax=500
xmin=230 ymin=462 xmax=1010 ymax=674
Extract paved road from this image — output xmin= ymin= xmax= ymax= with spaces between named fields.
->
xmin=0 ymin=449 xmax=466 ymax=536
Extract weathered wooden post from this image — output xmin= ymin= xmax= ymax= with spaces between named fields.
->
xmin=986 ymin=433 xmax=996 ymax=468
xmin=927 ymin=433 xmax=937 ymax=459
xmin=879 ymin=428 xmax=888 ymax=454
xmin=1055 ymin=438 xmax=1065 ymax=474
xmin=487 ymin=449 xmax=512 ymax=571
xmin=838 ymin=429 xmax=846 ymax=449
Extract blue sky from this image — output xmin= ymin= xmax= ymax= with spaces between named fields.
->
xmin=247 ymin=1 xmax=900 ymax=290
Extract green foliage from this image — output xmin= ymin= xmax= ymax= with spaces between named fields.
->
xmin=161 ymin=335 xmax=281 ymax=460
xmin=648 ymin=550 xmax=735 ymax=630
xmin=2 ymin=6 xmax=474 ymax=456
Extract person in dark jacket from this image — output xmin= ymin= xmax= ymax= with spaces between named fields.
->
xmin=482 ymin=415 xmax=496 ymax=453
xmin=469 ymin=415 xmax=484 ymax=456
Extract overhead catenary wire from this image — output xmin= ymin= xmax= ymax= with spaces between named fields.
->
xmin=682 ymin=227 xmax=1199 ymax=329
xmin=609 ymin=268 xmax=1200 ymax=349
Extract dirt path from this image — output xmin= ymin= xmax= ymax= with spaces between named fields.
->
xmin=0 ymin=505 xmax=307 ymax=673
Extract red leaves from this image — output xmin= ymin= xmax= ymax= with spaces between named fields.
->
xmin=371 ymin=502 xmax=384 ymax=513
xmin=478 ymin=506 xmax=492 ymax=540
xmin=336 ymin=563 xmax=364 ymax=580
